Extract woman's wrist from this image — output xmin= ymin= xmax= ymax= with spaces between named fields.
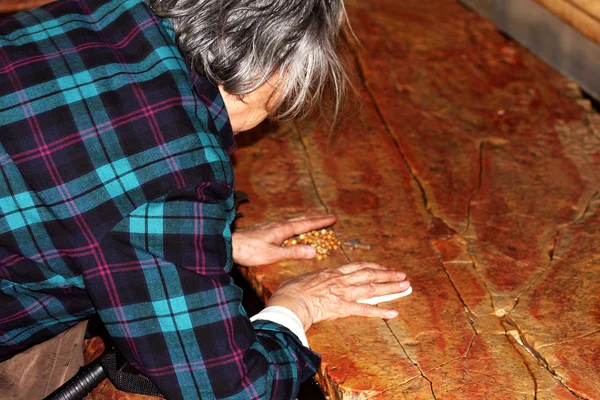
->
xmin=251 ymin=306 xmax=310 ymax=347
xmin=266 ymin=294 xmax=312 ymax=331
xmin=231 ymin=231 xmax=248 ymax=265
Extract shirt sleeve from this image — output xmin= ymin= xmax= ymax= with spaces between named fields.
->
xmin=84 ymin=182 xmax=320 ymax=400
xmin=251 ymin=306 xmax=309 ymax=348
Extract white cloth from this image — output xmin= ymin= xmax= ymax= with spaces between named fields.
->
xmin=251 ymin=306 xmax=309 ymax=347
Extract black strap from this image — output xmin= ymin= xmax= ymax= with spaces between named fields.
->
xmin=100 ymin=349 xmax=164 ymax=398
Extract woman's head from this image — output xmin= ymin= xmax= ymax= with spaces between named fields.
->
xmin=148 ymin=0 xmax=351 ymax=124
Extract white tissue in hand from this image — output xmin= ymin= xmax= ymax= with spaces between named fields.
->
xmin=357 ymin=286 xmax=413 ymax=305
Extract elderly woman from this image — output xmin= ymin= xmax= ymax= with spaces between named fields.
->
xmin=0 ymin=0 xmax=410 ymax=399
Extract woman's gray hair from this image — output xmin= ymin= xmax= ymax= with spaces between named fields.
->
xmin=147 ymin=0 xmax=351 ymax=121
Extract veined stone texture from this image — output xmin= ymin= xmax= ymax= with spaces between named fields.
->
xmin=233 ymin=0 xmax=600 ymax=399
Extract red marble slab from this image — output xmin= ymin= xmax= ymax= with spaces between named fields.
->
xmin=233 ymin=0 xmax=600 ymax=398
xmin=0 ymin=0 xmax=53 ymax=14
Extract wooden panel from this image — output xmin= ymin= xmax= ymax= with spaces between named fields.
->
xmin=463 ymin=0 xmax=600 ymax=102
xmin=565 ymin=0 xmax=600 ymax=18
xmin=535 ymin=0 xmax=600 ymax=44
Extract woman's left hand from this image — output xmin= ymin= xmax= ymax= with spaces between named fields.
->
xmin=232 ymin=214 xmax=337 ymax=266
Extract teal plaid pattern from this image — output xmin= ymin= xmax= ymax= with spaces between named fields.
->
xmin=0 ymin=1 xmax=319 ymax=398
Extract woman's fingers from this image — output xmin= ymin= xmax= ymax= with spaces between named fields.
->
xmin=276 ymin=214 xmax=337 ymax=240
xmin=270 ymin=244 xmax=316 ymax=261
xmin=341 ymin=268 xmax=406 ymax=285
xmin=287 ymin=213 xmax=337 ymax=223
xmin=335 ymin=280 xmax=411 ymax=302
xmin=335 ymin=262 xmax=388 ymax=274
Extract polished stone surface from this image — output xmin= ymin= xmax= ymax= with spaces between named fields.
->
xmin=0 ymin=0 xmax=52 ymax=14
xmin=232 ymin=0 xmax=600 ymax=398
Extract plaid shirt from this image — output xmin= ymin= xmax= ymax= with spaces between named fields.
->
xmin=0 ymin=0 xmax=319 ymax=398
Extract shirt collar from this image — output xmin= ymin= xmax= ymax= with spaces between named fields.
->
xmin=191 ymin=72 xmax=237 ymax=155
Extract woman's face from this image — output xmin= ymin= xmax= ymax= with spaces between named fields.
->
xmin=219 ymin=79 xmax=281 ymax=134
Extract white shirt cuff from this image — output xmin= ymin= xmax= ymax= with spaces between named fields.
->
xmin=250 ymin=306 xmax=309 ymax=348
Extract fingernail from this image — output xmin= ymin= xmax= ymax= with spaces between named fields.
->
xmin=385 ymin=310 xmax=399 ymax=319
xmin=399 ymin=281 xmax=410 ymax=289
xmin=397 ymin=272 xmax=406 ymax=279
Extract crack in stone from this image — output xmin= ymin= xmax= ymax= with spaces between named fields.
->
xmin=348 ymin=44 xmax=432 ymax=216
xmin=347 ymin=16 xmax=500 ymax=332
xmin=463 ymin=141 xmax=485 ymax=235
xmin=351 ymin=34 xmax=477 ymax=386
xmin=348 ymin=35 xmax=515 ymax=400
xmin=346 ymin=45 xmax=439 ymax=400
xmin=346 ymin=32 xmax=599 ymax=400
xmin=463 ymin=244 xmax=498 ymax=315
xmin=293 ymin=122 xmax=438 ymax=398
xmin=464 ymin=332 xmax=478 ymax=359
xmin=293 ymin=123 xmax=331 ymax=215
xmin=424 ymin=356 xmax=465 ymax=374
xmin=293 ymin=123 xmax=377 ymax=400
xmin=501 ymin=320 xmax=539 ymax=399
xmin=536 ymin=329 xmax=600 ymax=350
xmin=501 ymin=315 xmax=589 ymax=400
xmin=511 ymin=191 xmax=599 ymax=312
xmin=427 ymin=237 xmax=479 ymax=338
xmin=382 ymin=319 xmax=438 ymax=400
xmin=293 ymin=123 xmax=355 ymax=265
xmin=396 ymin=372 xmax=433 ymax=388
xmin=349 ymin=35 xmax=500 ymax=328
xmin=491 ymin=192 xmax=599 ymax=399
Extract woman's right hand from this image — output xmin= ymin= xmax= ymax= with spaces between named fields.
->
xmin=266 ymin=262 xmax=410 ymax=331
